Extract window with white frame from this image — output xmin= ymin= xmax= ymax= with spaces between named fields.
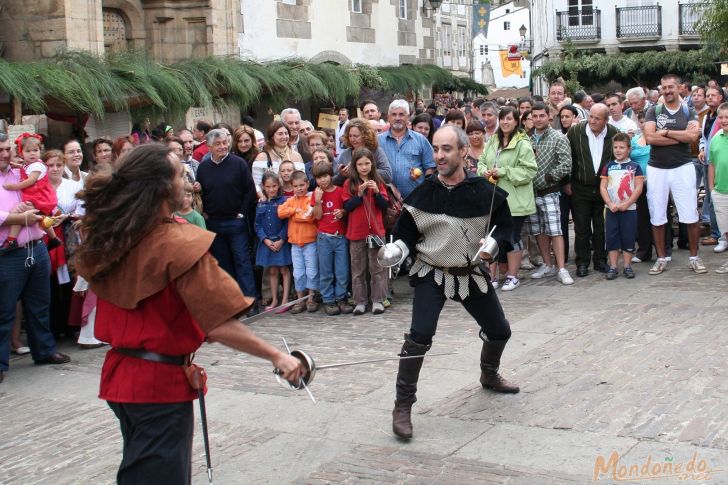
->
xmin=442 ymin=23 xmax=452 ymax=56
xmin=504 ymin=21 xmax=511 ymax=30
xmin=568 ymin=0 xmax=594 ymax=26
xmin=399 ymin=0 xmax=408 ymax=19
xmin=458 ymin=26 xmax=467 ymax=57
xmin=352 ymin=0 xmax=362 ymax=13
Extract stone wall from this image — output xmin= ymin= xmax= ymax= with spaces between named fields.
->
xmin=0 ymin=0 xmax=104 ymax=60
xmin=0 ymin=0 xmax=237 ymax=63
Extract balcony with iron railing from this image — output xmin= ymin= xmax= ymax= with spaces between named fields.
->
xmin=679 ymin=2 xmax=708 ymax=37
xmin=556 ymin=9 xmax=601 ymax=42
xmin=616 ymin=5 xmax=661 ymax=39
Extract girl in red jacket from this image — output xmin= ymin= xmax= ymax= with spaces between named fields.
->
xmin=342 ymin=147 xmax=390 ymax=315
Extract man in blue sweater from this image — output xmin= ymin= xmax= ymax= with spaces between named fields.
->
xmin=196 ymin=129 xmax=258 ymax=313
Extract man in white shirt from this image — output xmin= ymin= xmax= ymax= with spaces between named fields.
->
xmin=566 ymin=104 xmax=619 ymax=276
xmin=335 ymin=108 xmax=349 ymax=151
xmin=606 ymin=93 xmax=638 ymax=134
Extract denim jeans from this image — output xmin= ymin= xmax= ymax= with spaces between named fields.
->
xmin=317 ymin=232 xmax=349 ymax=303
xmin=0 ymin=242 xmax=58 ymax=371
xmin=703 ymin=182 xmax=722 ymax=239
xmin=206 ymin=217 xmax=257 ymax=298
xmin=291 ymin=242 xmax=318 ymax=292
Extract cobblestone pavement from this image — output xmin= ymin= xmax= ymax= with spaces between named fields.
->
xmin=2 ymin=247 xmax=727 ymax=484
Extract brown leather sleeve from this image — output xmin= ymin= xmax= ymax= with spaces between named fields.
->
xmin=175 ymin=253 xmax=255 ymax=334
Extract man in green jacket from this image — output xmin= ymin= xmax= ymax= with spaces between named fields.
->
xmin=566 ymin=104 xmax=619 ymax=277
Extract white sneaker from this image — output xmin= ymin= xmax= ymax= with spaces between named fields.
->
xmin=715 ymin=240 xmax=728 ymax=253
xmin=557 ymin=268 xmax=574 ymax=285
xmin=632 ymin=256 xmax=642 ymax=263
xmin=353 ymin=304 xmax=366 ymax=315
xmin=664 ymin=256 xmax=672 ymax=262
xmin=715 ymin=261 xmax=728 ymax=274
xmin=531 ymin=265 xmax=556 ymax=279
xmin=372 ymin=302 xmax=385 ymax=314
xmin=689 ymin=256 xmax=708 ymax=274
xmin=649 ymin=258 xmax=667 ymax=275
xmin=491 ymin=279 xmax=500 ymax=289
xmin=501 ymin=275 xmax=520 ymax=291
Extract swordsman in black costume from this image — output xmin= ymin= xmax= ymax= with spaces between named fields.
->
xmin=383 ymin=125 xmax=520 ymax=439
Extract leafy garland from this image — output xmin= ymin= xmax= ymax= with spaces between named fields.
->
xmin=0 ymin=51 xmax=488 ymax=118
xmin=532 ymin=49 xmax=719 ymax=89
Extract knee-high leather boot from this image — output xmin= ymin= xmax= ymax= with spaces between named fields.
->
xmin=479 ymin=331 xmax=520 ymax=393
xmin=392 ymin=333 xmax=430 ymax=439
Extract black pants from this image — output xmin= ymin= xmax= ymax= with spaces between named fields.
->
xmin=108 ymin=401 xmax=194 ymax=485
xmin=559 ymin=187 xmax=572 ymax=262
xmin=409 ymin=273 xmax=511 ymax=346
xmin=49 ymin=275 xmax=73 ymax=338
xmin=571 ymin=187 xmax=606 ymax=268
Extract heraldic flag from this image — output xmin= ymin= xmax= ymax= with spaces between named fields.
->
xmin=472 ymin=0 xmax=491 ymax=38
xmin=499 ymin=50 xmax=524 ymax=78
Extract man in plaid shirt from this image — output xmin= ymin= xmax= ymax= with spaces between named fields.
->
xmin=526 ymin=102 xmax=574 ymax=285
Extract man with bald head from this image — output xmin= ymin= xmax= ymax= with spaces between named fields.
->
xmin=566 ymin=104 xmax=619 ymax=276
xmin=386 ymin=125 xmax=518 ymax=440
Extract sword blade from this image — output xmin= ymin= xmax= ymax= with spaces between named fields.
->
xmin=240 ymin=296 xmax=310 ymax=325
xmin=315 ymin=352 xmax=456 ymax=370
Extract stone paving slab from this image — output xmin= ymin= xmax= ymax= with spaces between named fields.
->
xmin=1 ymin=248 xmax=727 ymax=483
xmin=296 ymin=445 xmax=586 ymax=484
xmin=452 ymin=422 xmax=639 ymax=477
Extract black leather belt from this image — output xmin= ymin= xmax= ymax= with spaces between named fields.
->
xmin=442 ymin=266 xmax=480 ymax=276
xmin=114 ymin=347 xmax=189 ymax=366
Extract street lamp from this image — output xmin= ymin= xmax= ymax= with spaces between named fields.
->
xmin=518 ymin=24 xmax=529 ymax=55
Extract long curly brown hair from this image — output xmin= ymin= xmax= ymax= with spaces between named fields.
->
xmin=343 ymin=118 xmax=378 ymax=151
xmin=76 ymin=143 xmax=177 ymax=280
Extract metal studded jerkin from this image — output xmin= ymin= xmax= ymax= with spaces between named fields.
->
xmin=405 ymin=205 xmax=490 ymax=299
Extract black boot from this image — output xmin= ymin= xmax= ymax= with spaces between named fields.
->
xmin=479 ymin=331 xmax=519 ymax=393
xmin=392 ymin=333 xmax=430 ymax=439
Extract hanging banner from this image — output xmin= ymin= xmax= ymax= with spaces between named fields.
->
xmin=472 ymin=0 xmax=491 ymax=39
xmin=499 ymin=50 xmax=523 ymax=78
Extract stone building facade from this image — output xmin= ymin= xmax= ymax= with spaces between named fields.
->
xmin=0 ymin=0 xmax=238 ymax=63
xmin=433 ymin=2 xmax=471 ymax=80
xmin=238 ymin=0 xmax=436 ymax=67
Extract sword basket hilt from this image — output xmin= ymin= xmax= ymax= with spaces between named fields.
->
xmin=274 ymin=349 xmax=317 ymax=390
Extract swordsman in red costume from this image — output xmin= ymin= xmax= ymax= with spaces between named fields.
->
xmin=76 ymin=144 xmax=303 ymax=484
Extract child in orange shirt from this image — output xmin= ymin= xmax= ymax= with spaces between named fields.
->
xmin=277 ymin=170 xmax=318 ymax=313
